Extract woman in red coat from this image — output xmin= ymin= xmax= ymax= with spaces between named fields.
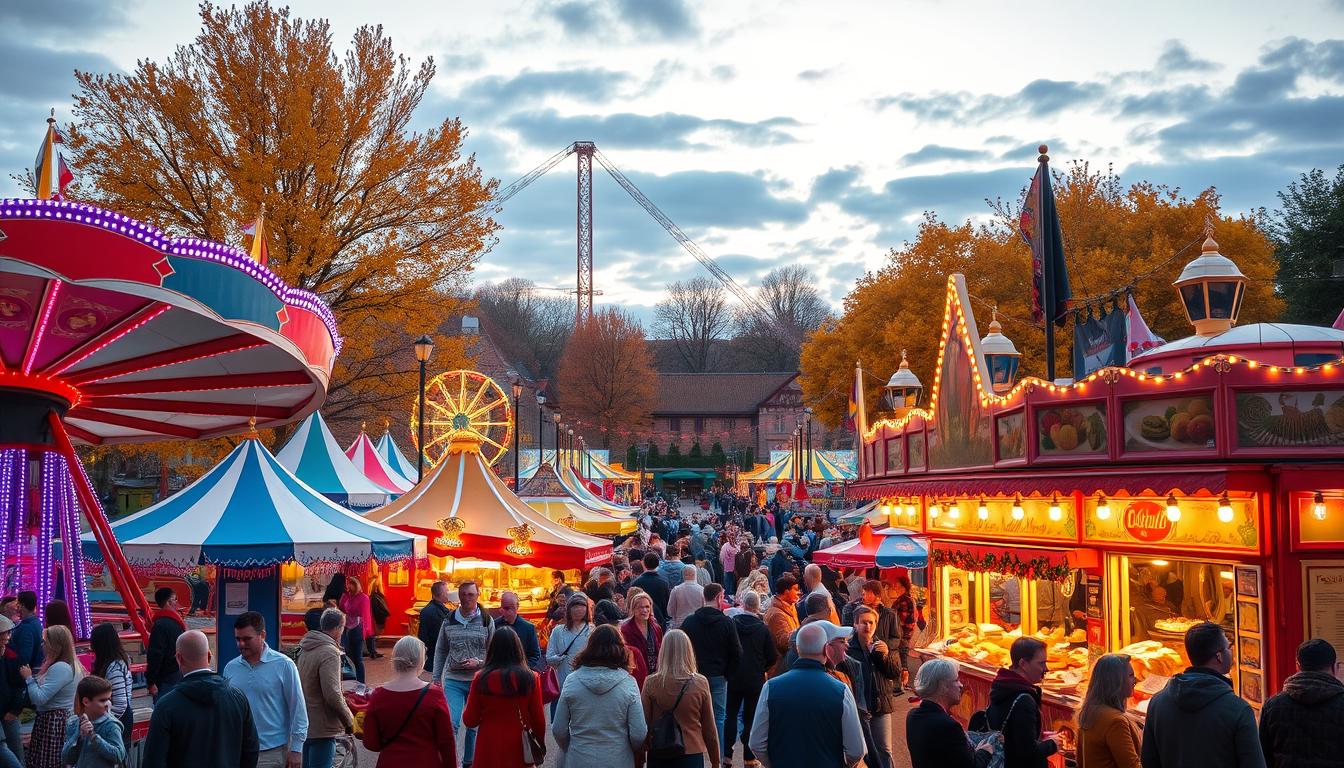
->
xmin=620 ymin=591 xmax=662 ymax=689
xmin=362 ymin=636 xmax=456 ymax=767
xmin=462 ymin=626 xmax=546 ymax=768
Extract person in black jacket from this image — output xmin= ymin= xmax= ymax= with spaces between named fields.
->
xmin=1259 ymin=638 xmax=1344 ymax=768
xmin=725 ymin=591 xmax=777 ymax=767
xmin=679 ymin=583 xmax=742 ymax=759
xmin=142 ymin=630 xmax=260 ymax=768
xmin=966 ymin=637 xmax=1060 ymax=768
xmin=417 ymin=581 xmax=452 ymax=672
xmin=630 ymin=553 xmax=672 ymax=627
xmin=849 ymin=605 xmax=904 ymax=768
xmin=146 ymin=586 xmax=187 ymax=703
xmin=906 ymin=656 xmax=990 ymax=768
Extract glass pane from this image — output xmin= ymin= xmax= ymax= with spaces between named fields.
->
xmin=1035 ymin=572 xmax=1086 ymax=633
xmin=988 ymin=573 xmax=1022 ymax=631
xmin=1180 ymin=284 xmax=1207 ymax=321
xmin=946 ymin=567 xmax=977 ymax=630
xmin=1207 ymin=281 xmax=1237 ymax=319
xmin=1124 ymin=558 xmax=1233 ymax=657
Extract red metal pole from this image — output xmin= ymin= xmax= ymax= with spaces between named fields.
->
xmin=46 ymin=412 xmax=151 ymax=644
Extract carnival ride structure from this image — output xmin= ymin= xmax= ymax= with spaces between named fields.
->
xmin=0 ymin=197 xmax=339 ymax=641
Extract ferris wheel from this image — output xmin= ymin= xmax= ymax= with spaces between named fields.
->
xmin=411 ymin=370 xmax=514 ymax=467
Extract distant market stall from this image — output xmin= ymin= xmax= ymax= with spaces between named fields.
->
xmin=346 ymin=425 xmax=414 ymax=493
xmin=519 ymin=460 xmax=636 ymax=536
xmin=278 ymin=411 xmax=396 ymax=508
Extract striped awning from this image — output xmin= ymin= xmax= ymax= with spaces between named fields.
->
xmin=812 ymin=523 xmax=928 ymax=569
xmin=276 ymin=412 xmax=394 ymax=507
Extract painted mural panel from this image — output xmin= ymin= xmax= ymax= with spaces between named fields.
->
xmin=928 ymin=325 xmax=993 ymax=469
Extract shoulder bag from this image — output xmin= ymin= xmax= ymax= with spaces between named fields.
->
xmin=965 ymin=692 xmax=1031 ymax=768
xmin=541 ymin=624 xmax=589 ymax=703
xmin=648 ymin=677 xmax=693 ymax=760
xmin=518 ymin=703 xmax=546 ymax=765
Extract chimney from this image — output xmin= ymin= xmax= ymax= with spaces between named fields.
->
xmin=461 ymin=315 xmax=480 ymax=335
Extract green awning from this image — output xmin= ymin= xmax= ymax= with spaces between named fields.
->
xmin=660 ymin=469 xmax=717 ymax=480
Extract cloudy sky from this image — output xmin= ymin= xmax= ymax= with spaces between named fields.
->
xmin=5 ymin=0 xmax=1344 ymax=327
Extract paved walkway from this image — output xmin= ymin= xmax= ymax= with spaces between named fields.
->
xmin=352 ymin=650 xmax=916 ymax=768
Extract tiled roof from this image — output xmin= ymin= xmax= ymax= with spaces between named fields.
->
xmin=655 ymin=372 xmax=797 ymax=415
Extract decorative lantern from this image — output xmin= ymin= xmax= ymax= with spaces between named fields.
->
xmin=884 ymin=349 xmax=923 ymax=413
xmin=1173 ymin=234 xmax=1247 ymax=337
xmin=980 ymin=307 xmax=1021 ymax=393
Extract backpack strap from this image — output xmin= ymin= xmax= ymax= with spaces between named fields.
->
xmin=992 ymin=692 xmax=1033 ymax=733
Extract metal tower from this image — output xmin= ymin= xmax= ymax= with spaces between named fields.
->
xmin=575 ymin=141 xmax=596 ymax=321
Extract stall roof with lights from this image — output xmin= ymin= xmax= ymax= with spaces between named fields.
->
xmin=371 ymin=436 xmax=611 ymax=571
xmin=740 ymin=451 xmax=856 ymax=483
xmin=518 ymin=460 xmax=636 ymax=535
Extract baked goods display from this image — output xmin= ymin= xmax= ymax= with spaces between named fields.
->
xmin=1118 ymin=640 xmax=1186 ymax=681
xmin=1153 ymin=616 xmax=1203 ymax=634
xmin=937 ymin=623 xmax=1088 ymax=689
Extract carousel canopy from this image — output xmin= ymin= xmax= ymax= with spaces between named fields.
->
xmin=371 ymin=436 xmax=611 ymax=571
xmin=741 ymin=451 xmax=856 ymax=483
xmin=277 ymin=411 xmax=393 ymax=507
xmin=346 ymin=428 xmax=413 ymax=493
xmin=518 ymin=461 xmax=636 ymax=535
xmin=376 ymin=431 xmax=420 ymax=485
xmin=812 ymin=522 xmax=927 ymax=569
xmin=81 ymin=438 xmax=424 ymax=569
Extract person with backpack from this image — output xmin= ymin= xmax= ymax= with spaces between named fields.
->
xmin=432 ymin=580 xmax=495 ymax=767
xmin=966 ymin=637 xmax=1060 ymax=768
xmin=640 ymin=630 xmax=718 ymax=768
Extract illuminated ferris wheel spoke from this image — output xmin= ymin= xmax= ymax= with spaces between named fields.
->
xmin=479 ymin=435 xmax=504 ymax=451
xmin=425 ymin=398 xmax=455 ymax=418
xmin=475 ymin=421 xmax=510 ymax=427
xmin=463 ymin=379 xmax=489 ymax=415
xmin=468 ymin=397 xmax=507 ymax=420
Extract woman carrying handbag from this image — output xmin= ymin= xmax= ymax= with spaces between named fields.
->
xmin=545 ymin=595 xmax=591 ymax=717
xmin=462 ymin=627 xmax=546 ymax=768
xmin=361 ymin=636 xmax=455 ymax=768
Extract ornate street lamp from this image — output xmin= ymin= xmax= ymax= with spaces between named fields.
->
xmin=884 ymin=349 xmax=925 ymax=411
xmin=804 ymin=406 xmax=814 ymax=483
xmin=1174 ymin=234 xmax=1247 ymax=337
xmin=536 ymin=392 xmax=546 ymax=463
xmin=510 ymin=375 xmax=522 ymax=491
xmin=979 ymin=311 xmax=1021 ymax=393
xmin=412 ymin=334 xmax=435 ymax=481
xmin=553 ymin=412 xmax=562 ymax=466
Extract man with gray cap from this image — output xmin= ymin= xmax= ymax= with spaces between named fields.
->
xmin=750 ymin=621 xmax=866 ymax=768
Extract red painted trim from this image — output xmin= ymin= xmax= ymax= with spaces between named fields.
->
xmin=62 ymin=423 xmax=101 ymax=444
xmin=0 ymin=370 xmax=82 ymax=408
xmin=81 ymin=370 xmax=311 ymax=396
xmin=42 ymin=303 xmax=164 ymax=376
xmin=21 ymin=280 xmax=61 ymax=374
xmin=66 ymin=333 xmax=262 ymax=386
xmin=47 ymin=414 xmax=151 ymax=645
xmin=66 ymin=408 xmax=202 ymax=439
xmin=82 ymin=396 xmax=290 ymax=419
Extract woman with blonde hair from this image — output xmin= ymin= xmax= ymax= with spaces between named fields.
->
xmin=362 ymin=636 xmax=456 ymax=768
xmin=621 ymin=591 xmax=663 ymax=689
xmin=1076 ymin=654 xmax=1141 ymax=768
xmin=640 ymin=630 xmax=718 ymax=768
xmin=21 ymin=625 xmax=84 ymax=768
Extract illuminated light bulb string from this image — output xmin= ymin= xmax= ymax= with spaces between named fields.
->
xmin=863 ymin=278 xmax=1344 ymax=442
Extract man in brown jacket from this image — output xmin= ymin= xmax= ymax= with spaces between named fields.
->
xmin=764 ymin=575 xmax=802 ymax=665
xmin=297 ymin=608 xmax=355 ymax=768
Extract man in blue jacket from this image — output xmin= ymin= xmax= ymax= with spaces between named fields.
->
xmin=8 ymin=593 xmax=41 ymax=672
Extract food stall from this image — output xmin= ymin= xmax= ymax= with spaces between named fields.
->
xmin=519 ymin=460 xmax=637 ymax=535
xmin=850 ymin=241 xmax=1344 ymax=734
xmin=370 ymin=432 xmax=612 ymax=634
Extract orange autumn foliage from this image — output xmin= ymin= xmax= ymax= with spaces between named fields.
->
xmin=556 ymin=308 xmax=657 ymax=449
xmin=801 ymin=162 xmax=1283 ymax=428
xmin=62 ymin=2 xmax=497 ymax=468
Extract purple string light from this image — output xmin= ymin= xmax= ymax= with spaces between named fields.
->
xmin=36 ymin=454 xmax=56 ymax=620
xmin=0 ymin=198 xmax=342 ymax=355
xmin=8 ymin=453 xmax=27 ymax=595
xmin=56 ymin=459 xmax=92 ymax=639
xmin=0 ymin=451 xmax=16 ymax=595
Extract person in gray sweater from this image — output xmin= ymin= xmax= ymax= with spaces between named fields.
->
xmin=430 ymin=581 xmax=494 ymax=768
xmin=552 ymin=625 xmax=647 ymax=768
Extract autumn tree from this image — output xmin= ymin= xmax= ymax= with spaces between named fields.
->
xmin=733 ymin=265 xmax=832 ymax=371
xmin=801 ymin=162 xmax=1283 ymax=427
xmin=1270 ymin=166 xmax=1344 ymax=326
xmin=654 ymin=276 xmax=734 ymax=372
xmin=557 ymin=307 xmax=656 ymax=449
xmin=61 ymin=2 xmax=495 ymax=468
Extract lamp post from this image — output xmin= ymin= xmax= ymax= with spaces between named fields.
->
xmin=804 ymin=406 xmax=813 ymax=483
xmin=412 ymin=334 xmax=435 ymax=482
xmin=536 ymin=392 xmax=546 ymax=464
xmin=510 ymin=375 xmax=522 ymax=491
xmin=553 ymin=412 xmax=562 ymax=465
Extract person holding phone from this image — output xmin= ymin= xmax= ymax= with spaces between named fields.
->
xmin=61 ymin=676 xmax=126 ymax=768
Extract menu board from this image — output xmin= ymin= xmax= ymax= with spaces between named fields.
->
xmin=1122 ymin=395 xmax=1216 ymax=452
xmin=1306 ymin=565 xmax=1344 ymax=654
xmin=1037 ymin=404 xmax=1108 ymax=456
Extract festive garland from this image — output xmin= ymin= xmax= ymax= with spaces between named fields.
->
xmin=932 ymin=548 xmax=1073 ymax=583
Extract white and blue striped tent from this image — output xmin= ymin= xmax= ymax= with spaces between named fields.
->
xmin=277 ymin=412 xmax=394 ymax=508
xmin=376 ymin=431 xmax=420 ymax=485
xmin=81 ymin=439 xmax=425 ymax=569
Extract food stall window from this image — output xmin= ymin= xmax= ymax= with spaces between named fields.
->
xmin=988 ymin=572 xmax=1022 ymax=631
xmin=941 ymin=567 xmax=980 ymax=631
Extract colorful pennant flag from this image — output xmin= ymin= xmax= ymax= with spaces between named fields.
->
xmin=241 ymin=205 xmax=269 ymax=266
xmin=1019 ymin=158 xmax=1071 ymax=327
xmin=34 ymin=110 xmax=74 ymax=200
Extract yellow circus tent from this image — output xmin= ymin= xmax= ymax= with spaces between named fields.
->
xmin=740 ymin=451 xmax=856 ymax=484
xmin=518 ymin=460 xmax=635 ymax=536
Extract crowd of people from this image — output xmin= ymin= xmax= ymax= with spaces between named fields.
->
xmin=2 ymin=488 xmax=1336 ymax=768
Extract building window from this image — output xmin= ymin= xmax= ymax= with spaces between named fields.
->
xmin=670 ymin=417 xmax=681 ymax=432
xmin=722 ymin=418 xmax=734 ymax=431
xmin=772 ymin=414 xmax=786 ymax=434
xmin=694 ymin=417 xmax=704 ymax=433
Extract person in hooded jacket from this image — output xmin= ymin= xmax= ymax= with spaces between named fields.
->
xmin=1258 ymin=638 xmax=1344 ymax=768
xmin=141 ymin=630 xmax=259 ymax=768
xmin=967 ymin=637 xmax=1060 ymax=768
xmin=145 ymin=587 xmax=187 ymax=702
xmin=552 ymin=624 xmax=647 ymax=768
xmin=1140 ymin=621 xmax=1264 ymax=768
xmin=297 ymin=609 xmax=356 ymax=768
xmin=725 ymin=591 xmax=777 ymax=768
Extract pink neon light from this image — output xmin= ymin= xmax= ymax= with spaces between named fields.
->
xmin=21 ymin=281 xmax=62 ymax=375
xmin=49 ymin=304 xmax=170 ymax=375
